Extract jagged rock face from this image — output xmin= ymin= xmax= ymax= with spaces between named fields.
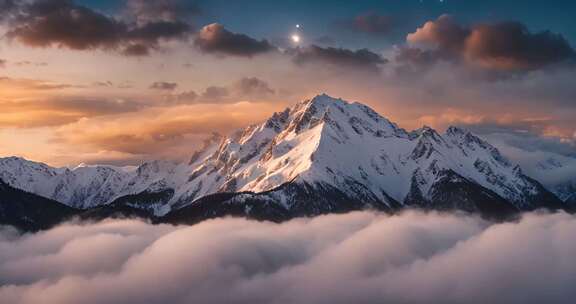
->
xmin=404 ymin=169 xmax=518 ymax=218
xmin=0 ymin=94 xmax=567 ymax=218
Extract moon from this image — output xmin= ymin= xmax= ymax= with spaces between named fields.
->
xmin=291 ymin=34 xmax=301 ymax=44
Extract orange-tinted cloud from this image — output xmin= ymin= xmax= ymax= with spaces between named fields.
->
xmin=406 ymin=15 xmax=575 ymax=71
xmin=0 ymin=97 xmax=143 ymax=128
xmin=464 ymin=22 xmax=575 ymax=70
xmin=51 ymin=102 xmax=284 ymax=162
xmin=0 ymin=77 xmax=78 ymax=93
xmin=0 ymin=76 xmax=145 ymax=128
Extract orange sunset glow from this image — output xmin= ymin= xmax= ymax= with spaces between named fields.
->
xmin=1 ymin=1 xmax=576 ymax=303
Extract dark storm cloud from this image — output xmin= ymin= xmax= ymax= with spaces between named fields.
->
xmin=2 ymin=212 xmax=576 ymax=304
xmin=194 ymin=23 xmax=276 ymax=57
xmin=405 ymin=15 xmax=576 ymax=71
xmin=291 ymin=45 xmax=387 ymax=72
xmin=5 ymin=0 xmax=194 ymax=56
xmin=149 ymin=81 xmax=178 ymax=91
xmin=337 ymin=12 xmax=397 ymax=35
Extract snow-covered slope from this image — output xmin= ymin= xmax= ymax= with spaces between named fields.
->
xmin=0 ymin=94 xmax=567 ymax=216
xmin=160 ymin=94 xmax=562 ymax=214
xmin=0 ymin=157 xmax=133 ymax=209
xmin=0 ymin=133 xmax=222 ymax=212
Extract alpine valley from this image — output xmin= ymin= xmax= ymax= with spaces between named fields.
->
xmin=1 ymin=94 xmax=572 ymax=231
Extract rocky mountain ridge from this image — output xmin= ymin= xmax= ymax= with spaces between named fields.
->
xmin=1 ymin=94 xmax=570 ymax=230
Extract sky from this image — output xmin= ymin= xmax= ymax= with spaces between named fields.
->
xmin=0 ymin=0 xmax=575 ymax=168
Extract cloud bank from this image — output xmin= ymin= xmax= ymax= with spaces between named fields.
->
xmin=1 ymin=211 xmax=576 ymax=304
xmin=291 ymin=45 xmax=387 ymax=72
xmin=406 ymin=15 xmax=575 ymax=71
xmin=4 ymin=0 xmax=193 ymax=56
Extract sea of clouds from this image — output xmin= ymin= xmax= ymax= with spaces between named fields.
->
xmin=1 ymin=211 xmax=576 ymax=304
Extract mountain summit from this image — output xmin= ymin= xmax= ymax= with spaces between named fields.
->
xmin=0 ymin=94 xmax=568 ymax=228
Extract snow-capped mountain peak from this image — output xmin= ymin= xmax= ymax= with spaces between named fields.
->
xmin=0 ymin=94 xmax=567 ymax=216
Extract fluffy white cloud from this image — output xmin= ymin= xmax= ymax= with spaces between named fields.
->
xmin=1 ymin=211 xmax=576 ymax=303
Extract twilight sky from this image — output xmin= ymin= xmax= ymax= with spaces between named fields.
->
xmin=0 ymin=0 xmax=575 ymax=167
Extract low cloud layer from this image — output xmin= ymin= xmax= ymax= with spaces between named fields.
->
xmin=163 ymin=77 xmax=278 ymax=106
xmin=50 ymin=101 xmax=278 ymax=162
xmin=1 ymin=211 xmax=576 ymax=304
xmin=0 ymin=97 xmax=144 ymax=128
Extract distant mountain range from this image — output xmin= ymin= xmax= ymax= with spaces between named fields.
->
xmin=1 ymin=94 xmax=572 ymax=231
